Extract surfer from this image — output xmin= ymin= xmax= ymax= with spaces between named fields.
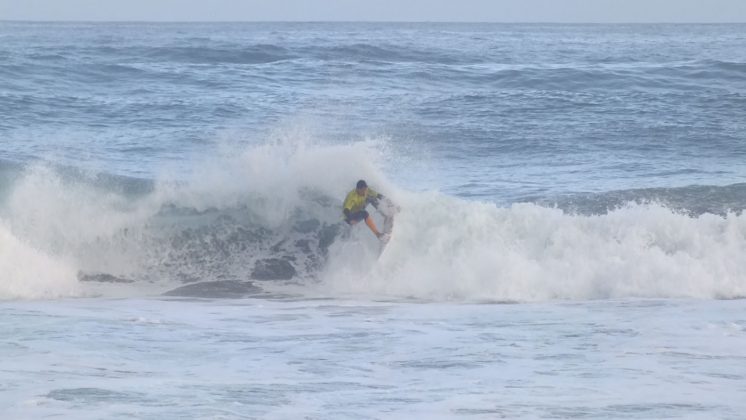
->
xmin=343 ymin=180 xmax=392 ymax=241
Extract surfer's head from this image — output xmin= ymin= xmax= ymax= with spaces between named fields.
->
xmin=356 ymin=179 xmax=368 ymax=196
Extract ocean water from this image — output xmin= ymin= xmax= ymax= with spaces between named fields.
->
xmin=1 ymin=22 xmax=746 ymax=418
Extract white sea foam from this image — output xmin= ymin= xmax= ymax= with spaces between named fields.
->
xmin=323 ymin=194 xmax=746 ymax=301
xmin=0 ymin=221 xmax=78 ymax=299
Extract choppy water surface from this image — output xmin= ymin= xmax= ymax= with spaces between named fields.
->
xmin=2 ymin=23 xmax=745 ymax=196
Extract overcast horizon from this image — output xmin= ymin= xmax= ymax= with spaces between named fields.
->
xmin=3 ymin=19 xmax=746 ymax=24
xmin=2 ymin=0 xmax=746 ymax=23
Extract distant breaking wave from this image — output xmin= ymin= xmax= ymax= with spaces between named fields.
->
xmin=1 ymin=141 xmax=745 ymax=301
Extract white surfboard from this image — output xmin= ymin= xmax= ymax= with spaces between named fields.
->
xmin=377 ymin=198 xmax=398 ymax=257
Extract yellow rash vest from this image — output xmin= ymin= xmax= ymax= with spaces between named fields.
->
xmin=342 ymin=188 xmax=381 ymax=214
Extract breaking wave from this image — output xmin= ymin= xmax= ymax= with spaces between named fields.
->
xmin=1 ymin=140 xmax=745 ymax=301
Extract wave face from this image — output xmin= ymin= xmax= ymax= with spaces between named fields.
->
xmin=1 ymin=142 xmax=745 ymax=301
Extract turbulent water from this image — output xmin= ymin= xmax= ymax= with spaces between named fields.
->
xmin=1 ymin=22 xmax=746 ymax=418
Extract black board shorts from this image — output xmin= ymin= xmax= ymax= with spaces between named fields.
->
xmin=346 ymin=210 xmax=369 ymax=224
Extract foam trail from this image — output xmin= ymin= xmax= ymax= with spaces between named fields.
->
xmin=322 ymin=194 xmax=746 ymax=301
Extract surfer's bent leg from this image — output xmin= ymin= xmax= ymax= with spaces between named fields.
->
xmin=364 ymin=214 xmax=382 ymax=238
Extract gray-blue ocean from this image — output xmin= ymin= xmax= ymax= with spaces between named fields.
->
xmin=1 ymin=22 xmax=746 ymax=419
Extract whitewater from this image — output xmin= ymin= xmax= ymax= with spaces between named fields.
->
xmin=2 ymin=22 xmax=746 ymax=418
